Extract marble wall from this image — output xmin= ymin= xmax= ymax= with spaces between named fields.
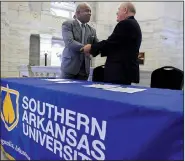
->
xmin=1 ymin=1 xmax=183 ymax=77
xmin=94 ymin=1 xmax=183 ymax=71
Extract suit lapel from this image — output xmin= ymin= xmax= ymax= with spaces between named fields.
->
xmin=73 ymin=20 xmax=81 ymax=39
xmin=73 ymin=20 xmax=93 ymax=44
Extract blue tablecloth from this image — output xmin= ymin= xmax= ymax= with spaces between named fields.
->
xmin=0 ymin=78 xmax=184 ymax=160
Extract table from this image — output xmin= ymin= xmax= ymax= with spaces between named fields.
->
xmin=0 ymin=78 xmax=183 ymax=160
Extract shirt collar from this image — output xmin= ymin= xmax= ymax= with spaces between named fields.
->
xmin=76 ymin=18 xmax=86 ymax=27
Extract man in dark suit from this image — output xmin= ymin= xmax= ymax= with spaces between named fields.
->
xmin=61 ymin=3 xmax=98 ymax=80
xmin=82 ymin=2 xmax=142 ymax=85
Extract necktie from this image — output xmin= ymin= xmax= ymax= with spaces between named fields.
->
xmin=81 ymin=23 xmax=85 ymax=44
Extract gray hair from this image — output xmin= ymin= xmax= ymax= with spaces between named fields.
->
xmin=121 ymin=2 xmax=136 ymax=14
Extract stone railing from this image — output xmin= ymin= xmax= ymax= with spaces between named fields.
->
xmin=18 ymin=65 xmax=95 ymax=81
xmin=18 ymin=65 xmax=61 ymax=78
xmin=18 ymin=65 xmax=152 ymax=86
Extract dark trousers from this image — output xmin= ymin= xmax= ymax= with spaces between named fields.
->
xmin=61 ymin=60 xmax=88 ymax=80
xmin=60 ymin=71 xmax=88 ymax=81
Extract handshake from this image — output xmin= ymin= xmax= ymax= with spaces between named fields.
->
xmin=80 ymin=44 xmax=92 ymax=55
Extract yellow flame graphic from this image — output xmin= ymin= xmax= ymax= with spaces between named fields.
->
xmin=3 ymin=90 xmax=15 ymax=124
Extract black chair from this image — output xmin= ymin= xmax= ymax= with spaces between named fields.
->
xmin=92 ymin=65 xmax=105 ymax=82
xmin=150 ymin=66 xmax=184 ymax=90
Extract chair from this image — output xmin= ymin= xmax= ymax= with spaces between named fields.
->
xmin=150 ymin=66 xmax=184 ymax=90
xmin=92 ymin=65 xmax=105 ymax=82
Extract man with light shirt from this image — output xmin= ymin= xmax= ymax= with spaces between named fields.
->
xmin=60 ymin=3 xmax=98 ymax=80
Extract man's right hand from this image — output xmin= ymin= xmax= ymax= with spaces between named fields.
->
xmin=83 ymin=44 xmax=91 ymax=54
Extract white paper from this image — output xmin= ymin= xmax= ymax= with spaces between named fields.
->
xmin=43 ymin=79 xmax=67 ymax=82
xmin=125 ymin=87 xmax=146 ymax=93
xmin=104 ymin=87 xmax=128 ymax=92
xmin=43 ymin=79 xmax=81 ymax=83
xmin=104 ymin=87 xmax=146 ymax=93
xmin=83 ymin=84 xmax=120 ymax=89
xmin=56 ymin=81 xmax=80 ymax=84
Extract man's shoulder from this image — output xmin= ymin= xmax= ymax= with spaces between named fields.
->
xmin=62 ymin=19 xmax=75 ymax=25
xmin=118 ymin=18 xmax=139 ymax=28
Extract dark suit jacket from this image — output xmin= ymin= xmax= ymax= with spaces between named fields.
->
xmin=90 ymin=16 xmax=142 ymax=84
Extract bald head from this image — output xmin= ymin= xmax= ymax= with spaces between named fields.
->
xmin=120 ymin=2 xmax=136 ymax=14
xmin=117 ymin=2 xmax=136 ymax=22
xmin=75 ymin=3 xmax=91 ymax=23
xmin=76 ymin=3 xmax=91 ymax=12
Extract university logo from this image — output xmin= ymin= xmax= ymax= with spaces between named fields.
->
xmin=1 ymin=85 xmax=19 ymax=131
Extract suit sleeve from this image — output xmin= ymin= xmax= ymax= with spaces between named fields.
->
xmin=93 ymin=28 xmax=99 ymax=44
xmin=89 ymin=28 xmax=100 ymax=57
xmin=90 ymin=20 xmax=131 ymax=57
xmin=62 ymin=21 xmax=84 ymax=53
